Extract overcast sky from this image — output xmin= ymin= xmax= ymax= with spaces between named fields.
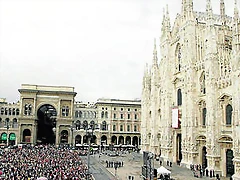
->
xmin=0 ymin=0 xmax=236 ymax=103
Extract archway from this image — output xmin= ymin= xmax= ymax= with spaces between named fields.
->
xmin=23 ymin=129 xmax=31 ymax=143
xmin=83 ymin=135 xmax=90 ymax=144
xmin=202 ymin=146 xmax=207 ymax=169
xmin=9 ymin=133 xmax=16 ymax=145
xmin=0 ymin=132 xmax=7 ymax=144
xmin=226 ymin=149 xmax=234 ymax=177
xmin=118 ymin=136 xmax=124 ymax=145
xmin=37 ymin=104 xmax=57 ymax=144
xmin=101 ymin=135 xmax=107 ymax=145
xmin=90 ymin=135 xmax=97 ymax=144
xmin=133 ymin=136 xmax=138 ymax=146
xmin=75 ymin=135 xmax=81 ymax=144
xmin=111 ymin=136 xmax=117 ymax=145
xmin=60 ymin=130 xmax=68 ymax=144
xmin=126 ymin=136 xmax=131 ymax=145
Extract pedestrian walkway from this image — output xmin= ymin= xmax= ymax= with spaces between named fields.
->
xmin=93 ymin=151 xmax=231 ymax=180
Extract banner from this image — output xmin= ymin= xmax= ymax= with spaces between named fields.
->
xmin=172 ymin=108 xmax=179 ymax=128
xmin=1 ymin=133 xmax=7 ymax=140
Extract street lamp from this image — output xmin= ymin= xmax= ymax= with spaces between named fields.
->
xmin=81 ymin=121 xmax=99 ymax=180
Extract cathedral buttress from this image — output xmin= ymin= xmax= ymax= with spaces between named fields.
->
xmin=204 ymin=0 xmax=221 ymax=171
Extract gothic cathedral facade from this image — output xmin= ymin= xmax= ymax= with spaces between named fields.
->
xmin=141 ymin=0 xmax=240 ymax=178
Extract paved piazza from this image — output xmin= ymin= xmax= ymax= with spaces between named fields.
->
xmin=93 ymin=151 xmax=231 ymax=180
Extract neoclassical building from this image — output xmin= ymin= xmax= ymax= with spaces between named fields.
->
xmin=95 ymin=98 xmax=141 ymax=147
xmin=141 ymin=0 xmax=240 ymax=178
xmin=0 ymin=84 xmax=141 ymax=148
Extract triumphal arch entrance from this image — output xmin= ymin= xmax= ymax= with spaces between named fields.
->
xmin=18 ymin=84 xmax=76 ymax=145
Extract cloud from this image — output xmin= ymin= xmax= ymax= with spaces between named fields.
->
xmin=0 ymin=0 xmax=236 ymax=102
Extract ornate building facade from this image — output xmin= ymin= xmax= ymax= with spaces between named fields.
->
xmin=0 ymin=85 xmax=141 ymax=148
xmin=141 ymin=0 xmax=240 ymax=178
xmin=95 ymin=98 xmax=141 ymax=147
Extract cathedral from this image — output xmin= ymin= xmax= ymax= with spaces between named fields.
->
xmin=141 ymin=0 xmax=240 ymax=178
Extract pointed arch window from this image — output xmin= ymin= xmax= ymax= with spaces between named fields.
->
xmin=202 ymin=108 xmax=207 ymax=126
xmin=177 ymin=89 xmax=182 ymax=106
xmin=175 ymin=44 xmax=181 ymax=72
xmin=200 ymin=72 xmax=206 ymax=94
xmin=226 ymin=104 xmax=233 ymax=125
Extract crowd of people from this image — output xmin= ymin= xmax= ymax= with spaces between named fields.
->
xmin=0 ymin=145 xmax=92 ymax=180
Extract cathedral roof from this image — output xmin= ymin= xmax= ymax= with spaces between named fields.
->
xmin=194 ymin=11 xmax=233 ymax=26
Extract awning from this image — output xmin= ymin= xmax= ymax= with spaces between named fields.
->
xmin=10 ymin=133 xmax=16 ymax=140
xmin=1 ymin=133 xmax=7 ymax=140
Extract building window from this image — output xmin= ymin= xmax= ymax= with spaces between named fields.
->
xmin=24 ymin=103 xmax=32 ymax=116
xmin=75 ymin=111 xmax=79 ymax=118
xmin=200 ymin=72 xmax=206 ymax=94
xmin=5 ymin=108 xmax=8 ymax=115
xmin=101 ymin=111 xmax=104 ymax=118
xmin=105 ymin=112 xmax=108 ymax=118
xmin=62 ymin=106 xmax=69 ymax=117
xmin=113 ymin=125 xmax=116 ymax=131
xmin=202 ymin=108 xmax=207 ymax=126
xmin=177 ymin=89 xmax=182 ymax=106
xmin=128 ymin=108 xmax=130 ymax=111
xmin=128 ymin=114 xmax=130 ymax=119
xmin=120 ymin=114 xmax=123 ymax=119
xmin=79 ymin=111 xmax=82 ymax=118
xmin=127 ymin=125 xmax=130 ymax=131
xmin=12 ymin=108 xmax=15 ymax=115
xmin=102 ymin=121 xmax=107 ymax=130
xmin=113 ymin=113 xmax=116 ymax=119
xmin=4 ymin=118 xmax=10 ymax=127
xmin=102 ymin=107 xmax=104 ymax=110
xmin=114 ymin=107 xmax=116 ymax=110
xmin=134 ymin=125 xmax=137 ymax=132
xmin=0 ymin=108 xmax=3 ymax=115
xmin=121 ymin=108 xmax=123 ymax=111
xmin=120 ymin=125 xmax=123 ymax=131
xmin=12 ymin=118 xmax=18 ymax=128
xmin=226 ymin=104 xmax=233 ymax=125
xmin=176 ymin=44 xmax=181 ymax=72
xmin=134 ymin=114 xmax=137 ymax=120
xmin=9 ymin=108 xmax=12 ymax=115
xmin=135 ymin=109 xmax=137 ymax=111
xmin=16 ymin=108 xmax=19 ymax=115
xmin=76 ymin=120 xmax=81 ymax=130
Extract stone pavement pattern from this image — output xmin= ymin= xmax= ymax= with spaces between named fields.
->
xmin=93 ymin=152 xmax=231 ymax=180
